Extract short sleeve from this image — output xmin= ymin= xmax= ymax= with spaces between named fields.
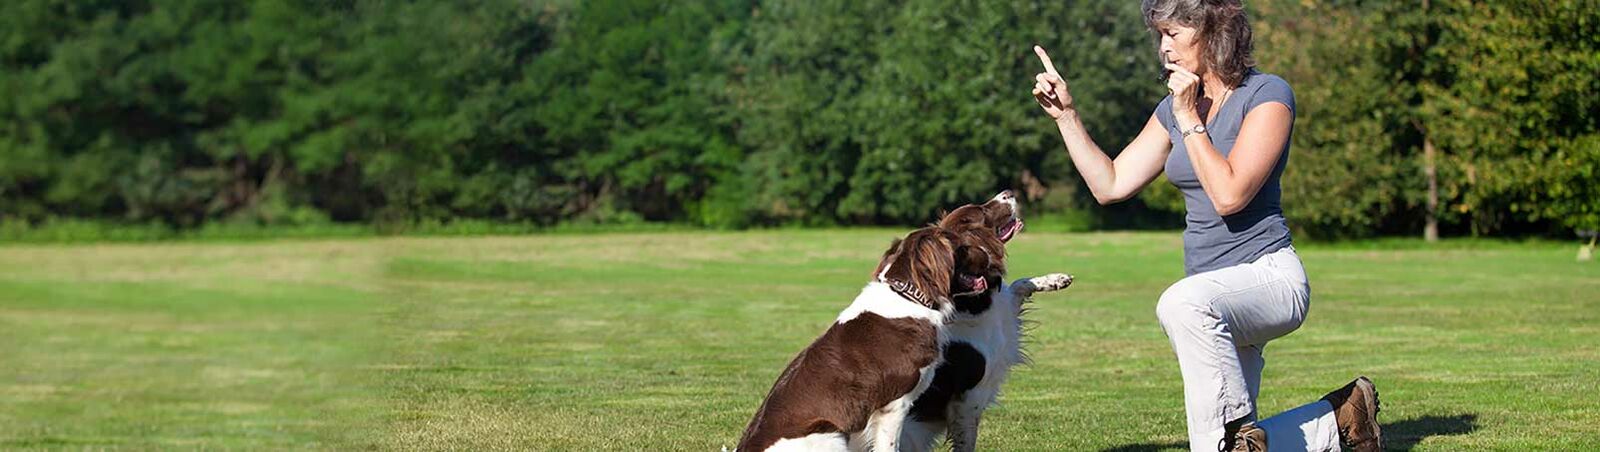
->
xmin=1155 ymin=95 xmax=1175 ymax=130
xmin=1247 ymin=74 xmax=1295 ymax=115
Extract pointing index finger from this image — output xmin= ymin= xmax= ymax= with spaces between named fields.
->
xmin=1033 ymin=45 xmax=1061 ymax=76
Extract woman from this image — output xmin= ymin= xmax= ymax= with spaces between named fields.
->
xmin=1029 ymin=1 xmax=1381 ymax=451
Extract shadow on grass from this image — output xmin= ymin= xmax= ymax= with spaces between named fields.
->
xmin=1100 ymin=442 xmax=1186 ymax=452
xmin=1098 ymin=414 xmax=1477 ymax=452
xmin=1384 ymin=413 xmax=1477 ymax=451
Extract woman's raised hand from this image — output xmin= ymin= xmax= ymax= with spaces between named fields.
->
xmin=1031 ymin=45 xmax=1075 ymax=121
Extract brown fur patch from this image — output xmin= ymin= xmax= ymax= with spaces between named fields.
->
xmin=736 ymin=313 xmax=940 ymax=451
xmin=739 ymin=227 xmax=967 ymax=449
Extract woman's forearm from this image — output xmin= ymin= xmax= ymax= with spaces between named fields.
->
xmin=1033 ymin=46 xmax=1164 ymax=205
xmin=1054 ymin=112 xmax=1123 ymax=205
xmin=1181 ymin=133 xmax=1246 ymax=215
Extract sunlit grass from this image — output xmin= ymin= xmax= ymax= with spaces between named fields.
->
xmin=1 ymin=231 xmax=1596 ymax=449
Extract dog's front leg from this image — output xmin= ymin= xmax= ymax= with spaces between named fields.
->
xmin=1008 ymin=273 xmax=1074 ymax=298
xmin=871 ymin=398 xmax=912 ymax=451
xmin=947 ymin=409 xmax=982 ymax=452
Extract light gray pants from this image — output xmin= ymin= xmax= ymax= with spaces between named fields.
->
xmin=1156 ymin=246 xmax=1339 ymax=452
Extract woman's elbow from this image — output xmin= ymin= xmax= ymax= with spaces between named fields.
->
xmin=1094 ymin=192 xmax=1131 ymax=206
xmin=1211 ymin=196 xmax=1246 ymax=216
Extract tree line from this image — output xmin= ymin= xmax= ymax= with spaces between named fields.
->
xmin=1 ymin=0 xmax=1595 ymax=238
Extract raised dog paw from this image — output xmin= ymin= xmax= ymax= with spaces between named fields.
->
xmin=1028 ymin=273 xmax=1074 ymax=292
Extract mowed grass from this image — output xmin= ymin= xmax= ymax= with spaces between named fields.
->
xmin=1 ymin=231 xmax=1597 ymax=450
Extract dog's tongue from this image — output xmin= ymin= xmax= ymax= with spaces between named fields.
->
xmin=1000 ymin=219 xmax=1024 ymax=242
xmin=968 ymin=275 xmax=987 ymax=293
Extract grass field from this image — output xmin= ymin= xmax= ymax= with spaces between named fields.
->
xmin=2 ymin=230 xmax=1597 ymax=450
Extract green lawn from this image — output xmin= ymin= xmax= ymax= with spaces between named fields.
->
xmin=2 ymin=231 xmax=1597 ymax=450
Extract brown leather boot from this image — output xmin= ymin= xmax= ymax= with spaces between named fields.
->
xmin=1220 ymin=422 xmax=1267 ymax=452
xmin=1323 ymin=376 xmax=1382 ymax=452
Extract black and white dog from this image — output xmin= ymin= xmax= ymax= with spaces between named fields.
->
xmin=900 ymin=190 xmax=1072 ymax=452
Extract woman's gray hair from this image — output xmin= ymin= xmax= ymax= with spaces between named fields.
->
xmin=1142 ymin=0 xmax=1256 ymax=88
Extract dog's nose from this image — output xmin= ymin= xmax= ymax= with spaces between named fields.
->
xmin=995 ymin=190 xmax=1015 ymax=202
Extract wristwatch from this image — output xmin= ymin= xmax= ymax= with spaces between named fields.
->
xmin=1181 ymin=123 xmax=1207 ymax=139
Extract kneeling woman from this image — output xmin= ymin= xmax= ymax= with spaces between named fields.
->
xmin=1029 ymin=0 xmax=1381 ymax=450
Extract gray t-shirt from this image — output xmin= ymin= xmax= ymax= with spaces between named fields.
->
xmin=1156 ymin=70 xmax=1295 ymax=276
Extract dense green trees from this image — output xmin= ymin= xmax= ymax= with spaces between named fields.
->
xmin=1 ymin=0 xmax=1595 ymax=238
xmin=730 ymin=0 xmax=1164 ymax=226
xmin=1251 ymin=0 xmax=1600 ymax=237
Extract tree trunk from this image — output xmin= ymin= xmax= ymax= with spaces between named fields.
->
xmin=1424 ymin=135 xmax=1439 ymax=242
xmin=1419 ymin=0 xmax=1439 ymax=242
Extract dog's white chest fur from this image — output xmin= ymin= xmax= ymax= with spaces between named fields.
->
xmin=899 ymin=274 xmax=1073 ymax=452
xmin=837 ymin=282 xmax=951 ymax=325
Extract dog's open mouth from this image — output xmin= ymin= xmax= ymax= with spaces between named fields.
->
xmin=953 ymin=273 xmax=989 ymax=297
xmin=998 ymin=218 xmax=1023 ymax=243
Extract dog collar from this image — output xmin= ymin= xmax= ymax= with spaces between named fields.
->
xmin=884 ymin=278 xmax=933 ymax=308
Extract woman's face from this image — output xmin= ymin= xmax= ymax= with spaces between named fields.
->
xmin=1157 ymin=21 xmax=1204 ymax=74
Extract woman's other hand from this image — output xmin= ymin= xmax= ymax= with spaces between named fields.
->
xmin=1165 ymin=63 xmax=1202 ymax=129
xmin=1032 ymin=45 xmax=1075 ymax=121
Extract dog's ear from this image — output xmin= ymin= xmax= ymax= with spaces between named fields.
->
xmin=937 ymin=205 xmax=983 ymax=230
xmin=953 ymin=232 xmax=992 ymax=270
xmin=882 ymin=229 xmax=954 ymax=308
xmin=873 ymin=238 xmax=903 ymax=279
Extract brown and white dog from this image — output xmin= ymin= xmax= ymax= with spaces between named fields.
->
xmin=900 ymin=190 xmax=1073 ymax=451
xmin=736 ymin=225 xmax=986 ymax=451
xmin=736 ymin=191 xmax=1071 ymax=452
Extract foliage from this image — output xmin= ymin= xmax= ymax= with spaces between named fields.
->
xmin=0 ymin=0 xmax=1595 ymax=237
xmin=1417 ymin=0 xmax=1600 ymax=234
xmin=731 ymin=0 xmax=1169 ymax=225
